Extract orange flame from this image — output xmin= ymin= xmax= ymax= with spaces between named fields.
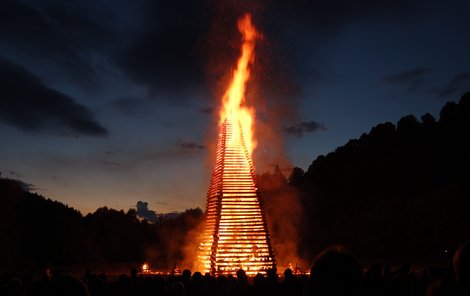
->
xmin=220 ymin=13 xmax=260 ymax=155
xmin=198 ymin=14 xmax=275 ymax=276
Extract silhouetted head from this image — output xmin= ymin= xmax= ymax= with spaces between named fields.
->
xmin=453 ymin=241 xmax=470 ymax=296
xmin=310 ymin=245 xmax=362 ymax=296
xmin=118 ymin=274 xmax=130 ymax=286
xmin=192 ymin=272 xmax=203 ymax=283
xmin=426 ymin=277 xmax=458 ymax=296
xmin=182 ymin=269 xmax=191 ymax=280
xmin=253 ymin=272 xmax=264 ymax=286
xmin=51 ymin=275 xmax=89 ymax=296
xmin=236 ymin=269 xmax=247 ymax=283
xmin=130 ymin=268 xmax=137 ymax=279
xmin=227 ymin=274 xmax=235 ymax=283
xmin=267 ymin=267 xmax=278 ymax=281
xmin=284 ymin=268 xmax=294 ymax=280
xmin=217 ymin=274 xmax=227 ymax=286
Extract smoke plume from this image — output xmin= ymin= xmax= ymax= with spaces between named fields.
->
xmin=258 ymin=167 xmax=307 ymax=271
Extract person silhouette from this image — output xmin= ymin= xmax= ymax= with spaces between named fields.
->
xmin=51 ymin=275 xmax=89 ymax=296
xmin=453 ymin=241 xmax=470 ymax=296
xmin=310 ymin=245 xmax=362 ymax=296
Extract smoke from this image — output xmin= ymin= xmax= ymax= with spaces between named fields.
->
xmin=136 ymin=201 xmax=157 ymax=223
xmin=180 ymin=220 xmax=206 ymax=272
xmin=258 ymin=168 xmax=307 ymax=271
xmin=142 ymin=208 xmax=204 ymax=270
xmin=143 ymin=247 xmax=160 ymax=267
xmin=244 ymin=7 xmax=307 ymax=271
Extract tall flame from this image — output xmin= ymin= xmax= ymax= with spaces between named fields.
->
xmin=198 ymin=13 xmax=275 ymax=275
xmin=220 ymin=13 xmax=259 ymax=155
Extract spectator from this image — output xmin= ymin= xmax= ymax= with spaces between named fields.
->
xmin=310 ymin=245 xmax=362 ymax=296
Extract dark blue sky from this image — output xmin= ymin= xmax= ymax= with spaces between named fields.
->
xmin=1 ymin=0 xmax=469 ymax=214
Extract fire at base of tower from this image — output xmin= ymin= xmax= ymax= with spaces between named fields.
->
xmin=197 ymin=14 xmax=276 ymax=276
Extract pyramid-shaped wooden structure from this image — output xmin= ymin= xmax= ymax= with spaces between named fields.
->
xmin=198 ymin=117 xmax=276 ymax=275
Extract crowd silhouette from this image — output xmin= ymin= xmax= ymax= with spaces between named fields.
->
xmin=1 ymin=242 xmax=469 ymax=296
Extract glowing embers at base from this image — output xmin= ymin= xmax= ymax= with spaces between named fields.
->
xmin=198 ymin=119 xmax=276 ymax=275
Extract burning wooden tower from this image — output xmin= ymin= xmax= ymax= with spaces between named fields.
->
xmin=198 ymin=14 xmax=276 ymax=276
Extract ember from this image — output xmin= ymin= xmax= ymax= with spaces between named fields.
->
xmin=141 ymin=263 xmax=150 ymax=274
xmin=198 ymin=14 xmax=276 ymax=276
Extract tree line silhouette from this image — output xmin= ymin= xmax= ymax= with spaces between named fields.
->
xmin=0 ymin=179 xmax=203 ymax=271
xmin=260 ymin=92 xmax=470 ymax=264
xmin=1 ymin=92 xmax=469 ymax=272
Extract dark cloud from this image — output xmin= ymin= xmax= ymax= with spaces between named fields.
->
xmin=0 ymin=56 xmax=108 ymax=136
xmin=9 ymin=171 xmax=23 ymax=178
xmin=113 ymin=0 xmax=431 ymax=101
xmin=430 ymin=72 xmax=470 ymax=98
xmin=0 ymin=175 xmax=36 ymax=191
xmin=284 ymin=121 xmax=326 ymax=138
xmin=200 ymin=107 xmax=214 ymax=115
xmin=104 ymin=146 xmax=123 ymax=156
xmin=272 ymin=0 xmax=427 ymax=25
xmin=15 ymin=179 xmax=36 ymax=191
xmin=383 ymin=68 xmax=433 ymax=94
xmin=178 ymin=141 xmax=205 ymax=151
xmin=114 ymin=1 xmax=209 ymax=99
xmin=258 ymin=0 xmax=432 ymax=83
xmin=136 ymin=141 xmax=205 ymax=163
xmin=136 ymin=201 xmax=157 ymax=223
xmin=31 ymin=0 xmax=117 ymax=48
xmin=0 ymin=0 xmax=433 ymax=101
xmin=111 ymin=96 xmax=151 ymax=117
xmin=0 ymin=0 xmax=115 ymax=85
xmin=103 ymin=161 xmax=123 ymax=168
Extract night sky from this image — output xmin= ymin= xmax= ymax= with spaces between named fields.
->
xmin=1 ymin=0 xmax=469 ymax=214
